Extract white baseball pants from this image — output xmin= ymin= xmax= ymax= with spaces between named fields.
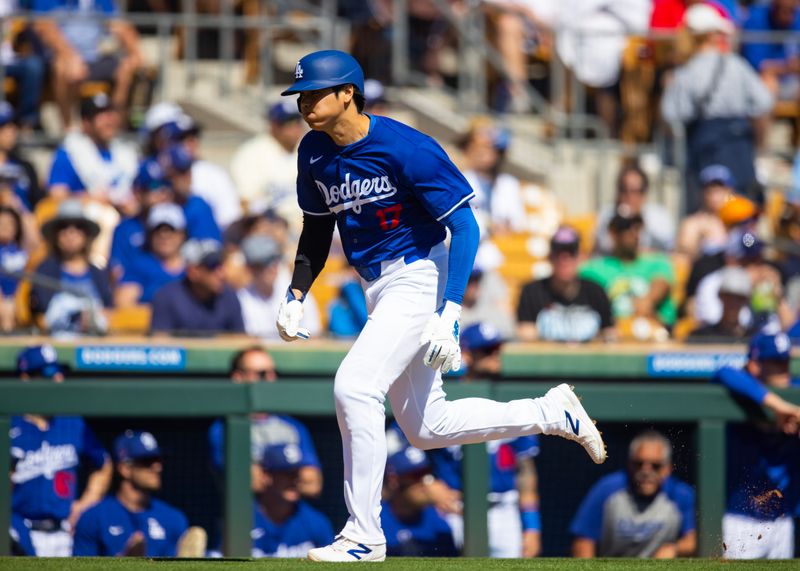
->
xmin=722 ymin=513 xmax=794 ymax=559
xmin=335 ymin=243 xmax=563 ymax=544
xmin=30 ymin=529 xmax=73 ymax=557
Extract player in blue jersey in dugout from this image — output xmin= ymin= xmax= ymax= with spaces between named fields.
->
xmin=9 ymin=345 xmax=112 ymax=557
xmin=712 ymin=328 xmax=800 ymax=559
xmin=73 ymin=430 xmax=206 ymax=557
xmin=274 ymin=49 xmax=607 ymax=562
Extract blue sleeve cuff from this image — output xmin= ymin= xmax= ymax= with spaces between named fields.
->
xmin=440 ymin=205 xmax=480 ymax=305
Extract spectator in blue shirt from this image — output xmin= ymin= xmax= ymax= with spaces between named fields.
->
xmin=73 ymin=430 xmax=206 ymax=557
xmin=381 ymin=432 xmax=458 ymax=558
xmin=32 ymin=0 xmax=144 ymax=128
xmin=159 ymin=144 xmax=221 ymax=242
xmin=208 ymin=346 xmax=323 ymax=498
xmin=571 ymin=430 xmax=696 ymax=558
xmin=114 ymin=203 xmax=186 ymax=307
xmin=149 ymin=239 xmax=243 ymax=335
xmin=712 ymin=328 xmax=800 ymax=559
xmin=742 ymin=0 xmax=800 ymax=106
xmin=244 ymin=444 xmax=333 ymax=558
xmin=32 ymin=200 xmax=112 ymax=335
xmin=110 ymin=157 xmax=219 ymax=281
xmin=46 ymin=94 xmax=138 ymax=207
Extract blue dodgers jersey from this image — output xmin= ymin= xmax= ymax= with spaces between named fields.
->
xmin=10 ymin=416 xmax=108 ymax=520
xmin=251 ymin=500 xmax=333 ymax=557
xmin=381 ymin=501 xmax=457 ymax=557
xmin=73 ymin=496 xmax=188 ymax=557
xmin=296 ymin=115 xmax=474 ymax=269
xmin=726 ymin=422 xmax=800 ymax=520
xmin=570 ymin=471 xmax=696 ymax=543
xmin=429 ymin=436 xmax=539 ymax=494
xmin=208 ymin=414 xmax=321 ymax=470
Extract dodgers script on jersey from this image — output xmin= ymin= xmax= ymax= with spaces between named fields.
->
xmin=11 ymin=416 xmax=108 ymax=520
xmin=297 ymin=115 xmax=474 ymax=272
xmin=73 ymin=496 xmax=188 ymax=556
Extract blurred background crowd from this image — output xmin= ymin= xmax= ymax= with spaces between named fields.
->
xmin=3 ymin=0 xmax=800 ymax=562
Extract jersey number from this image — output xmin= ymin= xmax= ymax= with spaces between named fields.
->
xmin=376 ymin=205 xmax=402 ymax=231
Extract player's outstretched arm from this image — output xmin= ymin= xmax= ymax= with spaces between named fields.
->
xmin=277 ymin=214 xmax=335 ymax=341
xmin=420 ymin=205 xmax=480 ymax=373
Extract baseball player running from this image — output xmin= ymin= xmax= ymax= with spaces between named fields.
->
xmin=276 ymin=49 xmax=606 ymax=562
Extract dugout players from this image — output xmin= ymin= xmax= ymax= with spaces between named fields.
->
xmin=73 ymin=430 xmax=206 ymax=557
xmin=249 ymin=444 xmax=334 ymax=557
xmin=10 ymin=345 xmax=112 ymax=556
xmin=713 ymin=328 xmax=800 ymax=559
xmin=207 ymin=346 xmax=323 ymax=497
xmin=570 ymin=430 xmax=696 ymax=558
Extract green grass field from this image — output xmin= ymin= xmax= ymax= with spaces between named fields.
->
xmin=0 ymin=559 xmax=797 ymax=571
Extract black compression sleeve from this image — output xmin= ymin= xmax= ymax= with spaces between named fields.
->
xmin=290 ymin=214 xmax=336 ymax=296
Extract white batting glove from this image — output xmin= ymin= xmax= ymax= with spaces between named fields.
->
xmin=276 ymin=289 xmax=311 ymax=342
xmin=420 ymin=301 xmax=462 ymax=373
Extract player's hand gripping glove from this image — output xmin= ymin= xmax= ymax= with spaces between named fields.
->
xmin=276 ymin=288 xmax=311 ymax=342
xmin=419 ymin=301 xmax=462 ymax=373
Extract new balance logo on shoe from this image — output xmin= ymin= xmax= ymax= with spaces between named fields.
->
xmin=346 ymin=544 xmax=372 ymax=560
xmin=565 ymin=411 xmax=580 ymax=435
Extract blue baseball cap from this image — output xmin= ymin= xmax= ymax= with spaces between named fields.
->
xmin=160 ymin=144 xmax=194 ymax=174
xmin=460 ymin=323 xmax=504 ymax=352
xmin=260 ymin=443 xmax=309 ymax=472
xmin=16 ymin=345 xmax=63 ymax=378
xmin=725 ymin=229 xmax=763 ymax=260
xmin=386 ymin=445 xmax=430 ymax=476
xmin=281 ymin=50 xmax=364 ymax=96
xmin=114 ymin=430 xmax=161 ymax=462
xmin=266 ymin=100 xmax=301 ymax=123
xmin=134 ymin=159 xmax=169 ymax=192
xmin=162 ymin=114 xmax=201 ymax=141
xmin=748 ymin=330 xmax=792 ymax=362
xmin=0 ymin=101 xmax=16 ymax=127
xmin=699 ymin=164 xmax=735 ymax=188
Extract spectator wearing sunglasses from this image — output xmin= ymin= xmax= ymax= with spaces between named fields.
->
xmin=570 ymin=430 xmax=696 ymax=558
xmin=149 ymin=239 xmax=243 ymax=335
xmin=73 ymin=431 xmax=206 ymax=557
xmin=207 ymin=346 xmax=323 ymax=499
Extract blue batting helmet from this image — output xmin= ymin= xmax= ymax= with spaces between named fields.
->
xmin=281 ymin=50 xmax=364 ymax=96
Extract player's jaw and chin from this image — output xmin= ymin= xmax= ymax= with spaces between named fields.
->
xmin=297 ymin=87 xmax=352 ymax=132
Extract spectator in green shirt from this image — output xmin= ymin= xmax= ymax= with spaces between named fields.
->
xmin=580 ymin=207 xmax=676 ymax=327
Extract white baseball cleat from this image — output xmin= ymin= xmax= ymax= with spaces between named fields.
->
xmin=544 ymin=383 xmax=607 ymax=464
xmin=307 ymin=536 xmax=387 ymax=562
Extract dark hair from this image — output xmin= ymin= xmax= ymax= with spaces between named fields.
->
xmin=333 ymin=84 xmax=365 ymax=114
xmin=229 ymin=345 xmax=271 ymax=376
xmin=0 ymin=206 xmax=23 ymax=245
xmin=616 ymin=163 xmax=649 ymax=196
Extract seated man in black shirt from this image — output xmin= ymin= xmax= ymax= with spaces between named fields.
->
xmin=516 ymin=227 xmax=615 ymax=342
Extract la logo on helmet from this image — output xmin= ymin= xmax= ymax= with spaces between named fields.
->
xmin=295 ymin=62 xmax=303 ymax=79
